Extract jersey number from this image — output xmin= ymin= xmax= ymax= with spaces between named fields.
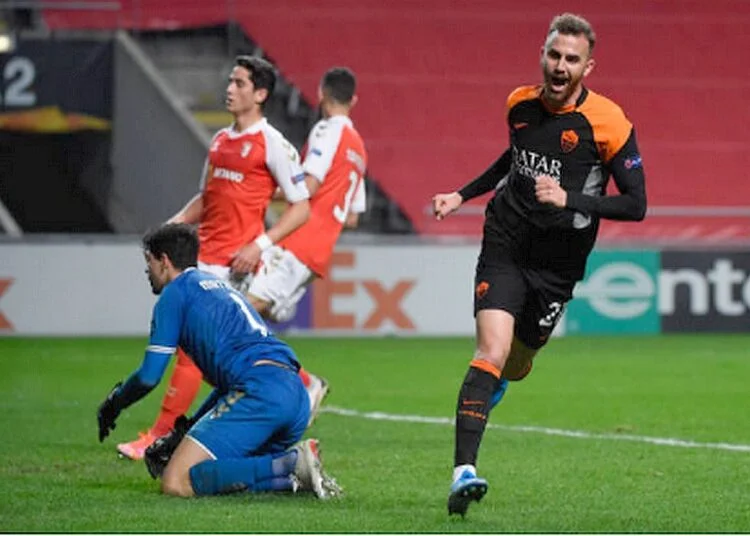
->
xmin=333 ymin=170 xmax=360 ymax=224
xmin=229 ymin=293 xmax=268 ymax=336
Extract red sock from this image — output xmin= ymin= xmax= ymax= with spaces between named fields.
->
xmin=298 ymin=367 xmax=311 ymax=388
xmin=150 ymin=348 xmax=203 ymax=437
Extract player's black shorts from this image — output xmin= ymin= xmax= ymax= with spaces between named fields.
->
xmin=473 ymin=212 xmax=585 ymax=350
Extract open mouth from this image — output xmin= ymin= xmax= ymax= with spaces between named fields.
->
xmin=548 ymin=75 xmax=568 ymax=93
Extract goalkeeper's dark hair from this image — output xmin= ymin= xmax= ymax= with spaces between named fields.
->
xmin=235 ymin=55 xmax=276 ymax=107
xmin=142 ymin=223 xmax=198 ymax=270
xmin=321 ymin=66 xmax=356 ymax=105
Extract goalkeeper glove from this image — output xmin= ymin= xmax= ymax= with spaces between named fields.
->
xmin=97 ymin=381 xmax=122 ymax=442
xmin=144 ymin=414 xmax=192 ymax=479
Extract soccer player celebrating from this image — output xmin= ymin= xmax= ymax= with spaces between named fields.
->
xmin=97 ymin=223 xmax=341 ymax=498
xmin=116 ymin=56 xmax=325 ymax=460
xmin=432 ymin=13 xmax=646 ymax=517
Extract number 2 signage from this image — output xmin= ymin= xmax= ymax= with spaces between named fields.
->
xmin=0 ymin=56 xmax=37 ymax=108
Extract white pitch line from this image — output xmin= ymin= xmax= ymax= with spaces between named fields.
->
xmin=322 ymin=406 xmax=750 ymax=453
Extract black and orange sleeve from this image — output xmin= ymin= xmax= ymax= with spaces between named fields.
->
xmin=458 ymin=149 xmax=511 ymax=202
xmin=577 ymin=91 xmax=632 ymax=164
xmin=566 ymin=129 xmax=647 ymax=221
xmin=506 ymin=85 xmax=540 ymax=116
xmin=565 ymin=92 xmax=646 ymax=221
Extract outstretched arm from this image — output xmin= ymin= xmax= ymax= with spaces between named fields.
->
xmin=96 ymin=350 xmax=172 ymax=442
xmin=458 ymin=149 xmax=512 ymax=202
xmin=97 ymin=286 xmax=184 ymax=442
xmin=433 ymin=149 xmax=511 ymax=220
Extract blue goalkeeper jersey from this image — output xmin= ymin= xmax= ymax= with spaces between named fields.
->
xmin=144 ymin=268 xmax=299 ymax=391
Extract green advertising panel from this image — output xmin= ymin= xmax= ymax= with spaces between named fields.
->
xmin=564 ymin=250 xmax=660 ymax=335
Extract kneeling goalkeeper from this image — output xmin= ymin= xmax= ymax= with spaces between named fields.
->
xmin=96 ymin=223 xmax=339 ymax=499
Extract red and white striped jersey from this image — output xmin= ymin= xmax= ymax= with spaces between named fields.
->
xmin=198 ymin=118 xmax=308 ymax=265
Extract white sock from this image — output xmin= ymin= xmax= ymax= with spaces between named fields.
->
xmin=453 ymin=464 xmax=476 ymax=482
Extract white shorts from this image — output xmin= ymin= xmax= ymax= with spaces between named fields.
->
xmin=246 ymin=245 xmax=313 ymax=323
xmin=197 ymin=261 xmax=250 ymax=291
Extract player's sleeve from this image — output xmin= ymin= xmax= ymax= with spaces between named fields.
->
xmin=565 ymin=130 xmax=647 ymax=221
xmin=302 ymin=119 xmax=340 ymax=182
xmin=458 ymin=149 xmax=512 ymax=202
xmin=198 ymin=158 xmax=210 ymax=190
xmin=350 ymin=178 xmax=367 ymax=214
xmin=111 ymin=285 xmax=185 ymax=410
xmin=198 ymin=130 xmax=223 ymax=190
xmin=265 ymin=130 xmax=309 ymax=202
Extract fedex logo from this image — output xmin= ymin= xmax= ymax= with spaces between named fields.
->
xmin=311 ymin=252 xmax=416 ymax=331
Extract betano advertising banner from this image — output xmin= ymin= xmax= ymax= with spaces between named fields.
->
xmin=0 ymin=243 xmax=747 ymax=336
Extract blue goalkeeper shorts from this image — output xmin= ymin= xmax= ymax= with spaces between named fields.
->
xmin=187 ymin=363 xmax=310 ymax=459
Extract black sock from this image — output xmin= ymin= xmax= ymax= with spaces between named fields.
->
xmin=454 ymin=364 xmax=499 ymax=467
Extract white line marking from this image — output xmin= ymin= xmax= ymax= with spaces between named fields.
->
xmin=322 ymin=406 xmax=750 ymax=453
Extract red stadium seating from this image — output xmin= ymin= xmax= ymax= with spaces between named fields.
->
xmin=45 ymin=0 xmax=750 ymax=242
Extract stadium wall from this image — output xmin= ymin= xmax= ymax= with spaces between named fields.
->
xmin=0 ymin=36 xmax=115 ymax=233
xmin=0 ymin=241 xmax=748 ymax=336
xmin=109 ymin=32 xmax=211 ymax=233
xmin=0 ymin=31 xmax=211 ymax=234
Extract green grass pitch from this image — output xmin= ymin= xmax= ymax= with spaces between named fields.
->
xmin=1 ymin=335 xmax=749 ymax=533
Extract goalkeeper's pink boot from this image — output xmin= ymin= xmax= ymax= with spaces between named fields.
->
xmin=117 ymin=431 xmax=156 ymax=460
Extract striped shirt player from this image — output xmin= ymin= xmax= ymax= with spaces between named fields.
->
xmin=114 ymin=57 xmax=316 ymax=463
xmin=247 ymin=88 xmax=368 ymax=323
xmin=199 ymin=117 xmax=308 ymax=278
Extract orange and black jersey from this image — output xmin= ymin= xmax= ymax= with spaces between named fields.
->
xmin=459 ymin=85 xmax=647 ymax=234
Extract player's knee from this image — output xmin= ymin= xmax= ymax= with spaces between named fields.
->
xmin=161 ymin=471 xmax=195 ymax=498
xmin=474 ymin=344 xmax=510 ymax=369
xmin=501 ymin=338 xmax=537 ymax=381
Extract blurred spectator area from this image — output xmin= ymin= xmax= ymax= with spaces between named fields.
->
xmin=6 ymin=0 xmax=748 ymax=244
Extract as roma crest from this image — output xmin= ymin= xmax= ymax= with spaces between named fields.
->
xmin=475 ymin=281 xmax=490 ymax=299
xmin=560 ymin=129 xmax=579 ymax=153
